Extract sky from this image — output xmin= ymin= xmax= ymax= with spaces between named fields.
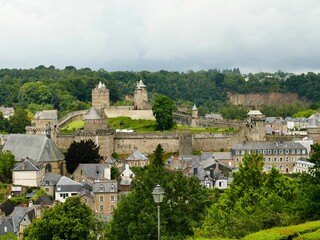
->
xmin=0 ymin=0 xmax=320 ymax=73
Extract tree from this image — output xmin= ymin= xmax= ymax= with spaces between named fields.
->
xmin=0 ymin=150 xmax=15 ymax=183
xmin=65 ymin=140 xmax=102 ymax=174
xmin=106 ymin=146 xmax=211 ymax=240
xmin=196 ymin=153 xmax=298 ymax=239
xmin=8 ymin=107 xmax=31 ymax=133
xmin=152 ymin=144 xmax=164 ymax=167
xmin=23 ymin=197 xmax=103 ymax=240
xmin=152 ymin=95 xmax=175 ymax=131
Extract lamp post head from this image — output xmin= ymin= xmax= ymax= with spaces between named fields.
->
xmin=152 ymin=184 xmax=165 ymax=204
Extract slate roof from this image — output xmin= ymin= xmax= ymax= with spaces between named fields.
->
xmin=93 ymin=180 xmax=118 ymax=193
xmin=232 ymin=142 xmax=306 ymax=151
xmin=0 ymin=200 xmax=15 ymax=216
xmin=84 ymin=108 xmax=101 ymax=120
xmin=136 ymin=79 xmax=146 ymax=88
xmin=40 ymin=173 xmax=62 ymax=186
xmin=3 ymin=134 xmax=64 ymax=162
xmin=56 ymin=176 xmax=82 ymax=192
xmin=247 ymin=110 xmax=263 ymax=116
xmin=10 ymin=207 xmax=35 ymax=233
xmin=12 ymin=158 xmax=42 ymax=171
xmin=76 ymin=164 xmax=110 ymax=180
xmin=34 ymin=194 xmax=53 ymax=205
xmin=126 ymin=150 xmax=148 ymax=161
xmin=205 ymin=113 xmax=223 ymax=120
xmin=201 ymin=152 xmax=232 ymax=161
xmin=35 ymin=110 xmax=58 ymax=120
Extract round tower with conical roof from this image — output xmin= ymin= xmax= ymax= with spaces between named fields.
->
xmin=134 ymin=80 xmax=151 ymax=110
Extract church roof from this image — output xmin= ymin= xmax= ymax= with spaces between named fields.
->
xmin=3 ymin=134 xmax=64 ymax=162
xmin=84 ymin=108 xmax=101 ymax=120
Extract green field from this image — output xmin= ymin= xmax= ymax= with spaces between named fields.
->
xmin=59 ymin=117 xmax=238 ymax=133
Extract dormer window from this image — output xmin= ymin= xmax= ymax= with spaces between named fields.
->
xmin=110 ymin=184 xmax=115 ymax=192
xmin=99 ymin=184 xmax=104 ymax=192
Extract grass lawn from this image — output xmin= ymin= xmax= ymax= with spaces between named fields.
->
xmin=59 ymin=117 xmax=238 ymax=133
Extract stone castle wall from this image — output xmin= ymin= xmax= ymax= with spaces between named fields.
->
xmin=105 ymin=109 xmax=155 ymax=120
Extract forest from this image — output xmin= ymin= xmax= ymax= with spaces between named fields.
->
xmin=0 ymin=66 xmax=320 ymax=119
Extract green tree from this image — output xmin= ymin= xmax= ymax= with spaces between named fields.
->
xmin=0 ymin=233 xmax=17 ymax=240
xmin=152 ymin=144 xmax=164 ymax=167
xmin=0 ymin=150 xmax=15 ymax=183
xmin=0 ymin=112 xmax=10 ymax=133
xmin=8 ymin=107 xmax=31 ymax=133
xmin=65 ymin=140 xmax=102 ymax=174
xmin=152 ymin=95 xmax=175 ymax=131
xmin=23 ymin=197 xmax=103 ymax=240
xmin=106 ymin=147 xmax=211 ymax=240
xmin=196 ymin=153 xmax=298 ymax=239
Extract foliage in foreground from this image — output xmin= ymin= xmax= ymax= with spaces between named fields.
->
xmin=242 ymin=220 xmax=320 ymax=240
xmin=23 ymin=197 xmax=103 ymax=240
xmin=106 ymin=144 xmax=212 ymax=239
xmin=0 ymin=150 xmax=15 ymax=183
xmin=195 ymin=153 xmax=299 ymax=239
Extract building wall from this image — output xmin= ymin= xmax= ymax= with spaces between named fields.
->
xmin=94 ymin=192 xmax=117 ymax=214
xmin=13 ymin=169 xmax=45 ymax=187
xmin=80 ymin=195 xmax=95 ymax=210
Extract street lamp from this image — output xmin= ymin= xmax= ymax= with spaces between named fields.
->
xmin=152 ymin=184 xmax=164 ymax=240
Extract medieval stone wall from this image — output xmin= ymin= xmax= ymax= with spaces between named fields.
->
xmin=105 ymin=109 xmax=155 ymax=120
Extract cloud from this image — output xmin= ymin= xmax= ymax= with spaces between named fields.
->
xmin=0 ymin=0 xmax=319 ymax=73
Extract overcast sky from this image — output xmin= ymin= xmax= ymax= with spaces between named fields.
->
xmin=0 ymin=0 xmax=319 ymax=73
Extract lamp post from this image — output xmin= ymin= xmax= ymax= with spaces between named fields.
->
xmin=152 ymin=184 xmax=164 ymax=240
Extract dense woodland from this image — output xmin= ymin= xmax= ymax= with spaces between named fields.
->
xmin=1 ymin=66 xmax=320 ymax=120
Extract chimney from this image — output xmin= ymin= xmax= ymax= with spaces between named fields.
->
xmin=210 ymin=168 xmax=214 ymax=178
xmin=21 ymin=159 xmax=25 ymax=170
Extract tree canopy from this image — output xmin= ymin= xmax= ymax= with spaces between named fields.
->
xmin=65 ymin=140 xmax=102 ymax=174
xmin=0 ymin=150 xmax=15 ymax=183
xmin=106 ymin=145 xmax=211 ymax=239
xmin=195 ymin=153 xmax=299 ymax=239
xmin=152 ymin=95 xmax=176 ymax=131
xmin=23 ymin=197 xmax=103 ymax=240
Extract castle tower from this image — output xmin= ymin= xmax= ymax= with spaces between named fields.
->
xmin=245 ymin=110 xmax=266 ymax=142
xmin=92 ymin=82 xmax=110 ymax=109
xmin=307 ymin=117 xmax=320 ymax=144
xmin=134 ymin=80 xmax=151 ymax=110
xmin=191 ymin=104 xmax=198 ymax=128
xmin=192 ymin=104 xmax=198 ymax=119
xmin=84 ymin=108 xmax=109 ymax=132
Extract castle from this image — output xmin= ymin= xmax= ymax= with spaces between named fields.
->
xmin=25 ymin=81 xmax=320 ymax=159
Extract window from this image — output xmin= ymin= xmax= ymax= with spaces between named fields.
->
xmin=134 ymin=162 xmax=138 ymax=167
xmin=236 ymin=157 xmax=239 ymax=163
xmin=110 ymin=185 xmax=115 ymax=192
xmin=280 ymin=157 xmax=283 ymax=162
xmin=236 ymin=150 xmax=240 ymax=155
xmin=274 ymin=157 xmax=277 ymax=162
xmin=291 ymin=149 xmax=295 ymax=154
xmin=60 ymin=193 xmax=68 ymax=199
xmin=100 ymin=205 xmax=104 ymax=212
xmin=302 ymin=149 xmax=306 ymax=154
xmin=111 ymin=195 xmax=115 ymax=202
xmin=141 ymin=162 xmax=145 ymax=167
xmin=218 ymin=181 xmax=223 ymax=187
xmin=71 ymin=193 xmax=77 ymax=196
xmin=263 ymin=150 xmax=267 ymax=155
xmin=279 ymin=150 xmax=283 ymax=154
xmin=268 ymin=150 xmax=272 ymax=155
xmin=100 ymin=184 xmax=104 ymax=192
xmin=267 ymin=166 xmax=271 ymax=170
xmin=273 ymin=150 xmax=277 ymax=154
xmin=100 ymin=196 xmax=104 ymax=202
xmin=286 ymin=157 xmax=289 ymax=162
xmin=268 ymin=157 xmax=271 ymax=162
xmin=241 ymin=150 xmax=245 ymax=155
xmin=258 ymin=150 xmax=262 ymax=154
xmin=285 ymin=149 xmax=290 ymax=154
xmin=297 ymin=149 xmax=301 ymax=154
xmin=84 ymin=198 xmax=88 ymax=204
xmin=4 ymin=227 xmax=7 ymax=233
xmin=280 ymin=165 xmax=283 ymax=171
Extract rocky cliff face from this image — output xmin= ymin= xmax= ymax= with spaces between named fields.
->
xmin=229 ymin=93 xmax=300 ymax=107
